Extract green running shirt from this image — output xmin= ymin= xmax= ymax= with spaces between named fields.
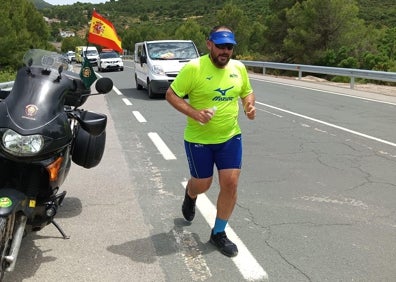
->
xmin=171 ymin=54 xmax=253 ymax=144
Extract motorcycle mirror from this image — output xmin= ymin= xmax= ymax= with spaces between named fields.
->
xmin=95 ymin=77 xmax=113 ymax=94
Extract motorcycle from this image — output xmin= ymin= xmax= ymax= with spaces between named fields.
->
xmin=0 ymin=49 xmax=113 ymax=279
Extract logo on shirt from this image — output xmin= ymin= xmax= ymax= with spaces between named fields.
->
xmin=214 ymin=86 xmax=234 ymax=96
xmin=212 ymin=86 xmax=235 ymax=101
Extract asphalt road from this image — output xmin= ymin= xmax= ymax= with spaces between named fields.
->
xmin=5 ymin=60 xmax=396 ymax=281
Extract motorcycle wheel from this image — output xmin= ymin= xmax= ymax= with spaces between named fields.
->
xmin=0 ymin=215 xmax=14 ymax=280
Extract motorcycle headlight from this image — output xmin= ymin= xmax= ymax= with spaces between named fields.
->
xmin=2 ymin=129 xmax=44 ymax=156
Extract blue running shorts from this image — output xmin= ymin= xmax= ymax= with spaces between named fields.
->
xmin=184 ymin=134 xmax=242 ymax=178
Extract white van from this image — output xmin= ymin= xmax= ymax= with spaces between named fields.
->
xmin=134 ymin=40 xmax=200 ymax=98
xmin=75 ymin=46 xmax=99 ymax=65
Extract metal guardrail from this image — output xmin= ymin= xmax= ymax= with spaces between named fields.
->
xmin=1 ymin=62 xmax=396 ymax=91
xmin=240 ymin=60 xmax=396 ymax=89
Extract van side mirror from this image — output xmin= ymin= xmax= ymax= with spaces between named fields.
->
xmin=140 ymin=55 xmax=147 ymax=64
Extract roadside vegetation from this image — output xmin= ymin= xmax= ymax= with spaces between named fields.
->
xmin=1 ymin=0 xmax=395 ymax=83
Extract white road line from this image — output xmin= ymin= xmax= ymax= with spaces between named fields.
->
xmin=181 ymin=181 xmax=268 ymax=281
xmin=122 ymin=98 xmax=132 ymax=106
xmin=132 ymin=111 xmax=147 ymax=123
xmin=257 ymin=107 xmax=283 ymax=118
xmin=257 ymin=101 xmax=396 ymax=148
xmin=148 ymin=132 xmax=176 ymax=160
xmin=251 ymin=77 xmax=396 ymax=106
xmin=113 ymin=87 xmax=123 ymax=95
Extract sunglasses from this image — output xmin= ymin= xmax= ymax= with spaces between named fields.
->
xmin=214 ymin=43 xmax=234 ymax=50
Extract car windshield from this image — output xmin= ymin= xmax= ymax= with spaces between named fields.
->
xmin=147 ymin=42 xmax=198 ymax=60
xmin=100 ymin=52 xmax=120 ymax=59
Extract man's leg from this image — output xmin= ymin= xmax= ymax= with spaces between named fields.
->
xmin=216 ymin=168 xmax=240 ymax=220
xmin=182 ymin=176 xmax=212 ymax=221
xmin=210 ymin=168 xmax=240 ymax=257
xmin=182 ymin=140 xmax=214 ymax=222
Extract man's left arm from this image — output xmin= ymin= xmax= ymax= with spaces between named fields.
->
xmin=239 ymin=63 xmax=256 ymax=120
xmin=242 ymin=93 xmax=256 ymax=120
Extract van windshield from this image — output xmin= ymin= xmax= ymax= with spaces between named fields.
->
xmin=147 ymin=42 xmax=198 ymax=60
xmin=84 ymin=50 xmax=98 ymax=56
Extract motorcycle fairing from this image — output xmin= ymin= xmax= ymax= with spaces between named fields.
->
xmin=0 ymin=67 xmax=73 ymax=155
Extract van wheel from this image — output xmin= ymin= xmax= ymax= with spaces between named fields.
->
xmin=148 ymin=82 xmax=156 ymax=99
xmin=135 ymin=75 xmax=143 ymax=90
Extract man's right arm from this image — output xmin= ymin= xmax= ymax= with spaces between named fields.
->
xmin=165 ymin=87 xmax=192 ymax=115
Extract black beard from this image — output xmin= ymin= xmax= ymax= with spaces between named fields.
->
xmin=210 ymin=53 xmax=230 ymax=68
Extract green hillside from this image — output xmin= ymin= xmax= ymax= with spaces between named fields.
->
xmin=358 ymin=0 xmax=396 ymax=27
xmin=33 ymin=0 xmax=395 ymax=28
xmin=16 ymin=0 xmax=396 ymax=74
xmin=31 ymin=0 xmax=52 ymax=9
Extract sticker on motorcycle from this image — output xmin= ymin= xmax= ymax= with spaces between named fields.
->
xmin=25 ymin=104 xmax=39 ymax=117
xmin=29 ymin=199 xmax=36 ymax=208
xmin=0 ymin=197 xmax=12 ymax=208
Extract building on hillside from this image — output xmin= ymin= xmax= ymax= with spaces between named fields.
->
xmin=60 ymin=30 xmax=75 ymax=38
xmin=43 ymin=16 xmax=61 ymax=24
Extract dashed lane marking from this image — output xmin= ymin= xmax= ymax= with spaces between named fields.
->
xmin=122 ymin=98 xmax=132 ymax=106
xmin=148 ymin=132 xmax=176 ymax=160
xmin=113 ymin=86 xmax=123 ymax=95
xmin=132 ymin=111 xmax=147 ymax=123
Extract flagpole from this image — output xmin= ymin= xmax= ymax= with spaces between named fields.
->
xmin=79 ymin=9 xmax=98 ymax=90
xmin=84 ymin=9 xmax=95 ymax=63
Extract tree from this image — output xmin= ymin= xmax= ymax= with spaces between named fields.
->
xmin=0 ymin=0 xmax=51 ymax=70
xmin=216 ymin=3 xmax=251 ymax=55
xmin=61 ymin=36 xmax=85 ymax=53
xmin=263 ymin=0 xmax=300 ymax=61
xmin=378 ymin=27 xmax=396 ymax=62
xmin=360 ymin=26 xmax=396 ymax=71
xmin=121 ymin=24 xmax=168 ymax=54
xmin=245 ymin=21 xmax=267 ymax=59
xmin=283 ymin=0 xmax=366 ymax=64
xmin=175 ymin=20 xmax=206 ymax=54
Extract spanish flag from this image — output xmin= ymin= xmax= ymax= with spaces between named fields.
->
xmin=88 ymin=11 xmax=122 ymax=53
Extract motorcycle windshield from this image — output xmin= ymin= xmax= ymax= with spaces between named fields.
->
xmin=2 ymin=49 xmax=75 ymax=135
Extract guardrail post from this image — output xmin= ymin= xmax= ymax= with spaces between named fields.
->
xmin=350 ymin=77 xmax=355 ymax=89
xmin=296 ymin=66 xmax=302 ymax=80
xmin=263 ymin=67 xmax=266 ymax=75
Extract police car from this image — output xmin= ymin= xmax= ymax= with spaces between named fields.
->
xmin=97 ymin=50 xmax=124 ymax=72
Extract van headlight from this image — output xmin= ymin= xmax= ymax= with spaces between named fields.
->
xmin=152 ymin=65 xmax=165 ymax=75
xmin=2 ymin=129 xmax=44 ymax=156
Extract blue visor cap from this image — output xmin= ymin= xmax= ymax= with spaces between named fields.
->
xmin=209 ymin=31 xmax=237 ymax=45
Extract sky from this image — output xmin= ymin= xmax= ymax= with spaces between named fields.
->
xmin=45 ymin=0 xmax=107 ymax=5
